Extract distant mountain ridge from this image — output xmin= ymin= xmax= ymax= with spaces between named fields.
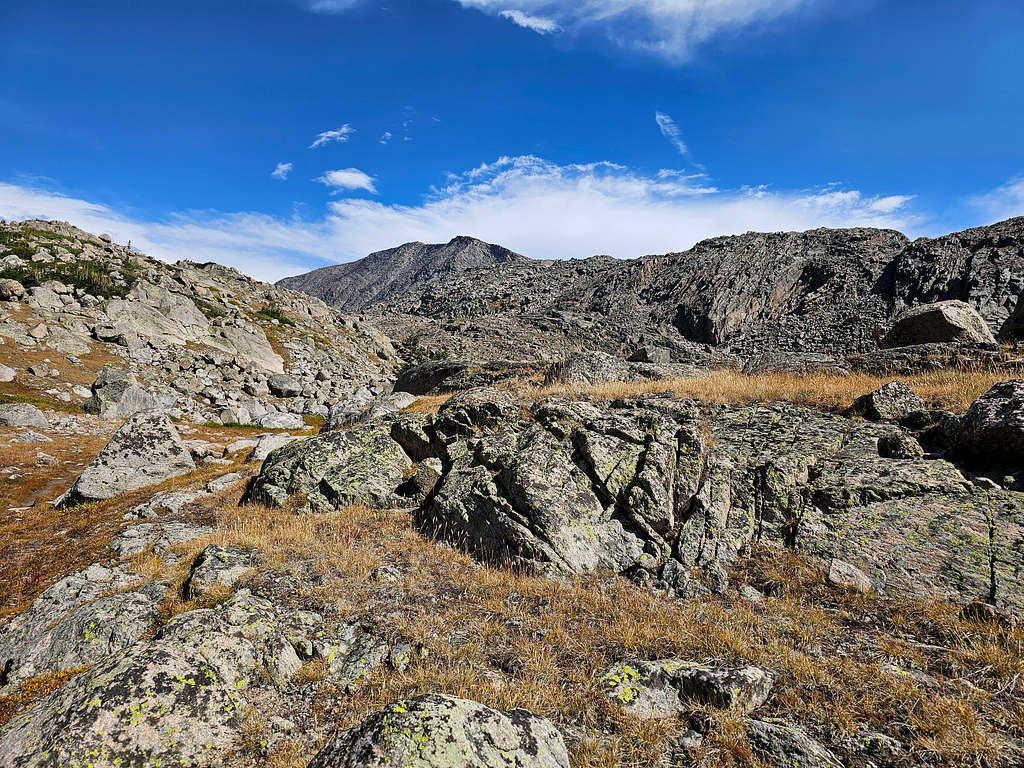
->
xmin=279 ymin=218 xmax=1024 ymax=361
xmin=277 ymin=235 xmax=527 ymax=313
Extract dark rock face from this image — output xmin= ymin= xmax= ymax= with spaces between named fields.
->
xmin=280 ymin=218 xmax=1024 ymax=361
xmin=1000 ymin=289 xmax=1024 ymax=340
xmin=881 ymin=300 xmax=997 ymax=348
xmin=277 ymin=236 xmax=528 ymax=314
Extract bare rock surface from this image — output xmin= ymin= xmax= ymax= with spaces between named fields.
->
xmin=60 ymin=412 xmax=196 ymax=504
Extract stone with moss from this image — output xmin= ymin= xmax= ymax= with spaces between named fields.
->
xmin=309 ymin=694 xmax=569 ymax=768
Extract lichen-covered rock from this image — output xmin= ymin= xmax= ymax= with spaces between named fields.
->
xmin=0 ymin=403 xmax=47 ymax=428
xmin=602 ymin=660 xmax=775 ymax=718
xmin=0 ymin=561 xmax=160 ymax=691
xmin=183 ymin=545 xmax=254 ymax=600
xmin=877 ymin=431 xmax=925 ymax=459
xmin=422 ymin=395 xmax=1024 ymax=615
xmin=745 ymin=719 xmax=842 ymax=768
xmin=109 ymin=521 xmax=213 ymax=561
xmin=827 ymin=559 xmax=873 ymax=591
xmin=308 ymin=694 xmax=570 ymax=768
xmin=316 ymin=621 xmax=393 ymax=691
xmin=851 ymin=381 xmax=924 ymax=422
xmin=0 ymin=592 xmax=157 ymax=690
xmin=59 ymin=412 xmax=196 ymax=505
xmin=0 ymin=591 xmax=321 ymax=768
xmin=432 ymin=386 xmax=519 ymax=439
xmin=246 ymin=419 xmax=412 ymax=510
xmin=958 ymin=379 xmax=1024 ymax=466
xmin=881 ymin=300 xmax=997 ymax=348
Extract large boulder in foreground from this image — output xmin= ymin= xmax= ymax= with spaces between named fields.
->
xmin=958 ymin=380 xmax=1024 ymax=466
xmin=881 ymin=300 xmax=996 ymax=348
xmin=0 ymin=591 xmax=318 ymax=768
xmin=308 ymin=694 xmax=570 ymax=768
xmin=245 ymin=418 xmax=413 ymax=511
xmin=60 ymin=412 xmax=196 ymax=505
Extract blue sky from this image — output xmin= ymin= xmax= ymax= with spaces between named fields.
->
xmin=1 ymin=0 xmax=1022 ymax=280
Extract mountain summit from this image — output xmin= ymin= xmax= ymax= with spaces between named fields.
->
xmin=277 ymin=236 xmax=527 ymax=313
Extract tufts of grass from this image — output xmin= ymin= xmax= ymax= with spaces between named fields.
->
xmin=0 ymin=667 xmax=90 ymax=727
xmin=0 ymin=392 xmax=82 ymax=414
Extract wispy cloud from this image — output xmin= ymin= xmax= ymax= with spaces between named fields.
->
xmin=305 ymin=0 xmax=362 ymax=13
xmin=968 ymin=176 xmax=1024 ymax=223
xmin=309 ymin=124 xmax=355 ymax=149
xmin=457 ymin=0 xmax=818 ymax=60
xmin=655 ymin=112 xmax=689 ymax=157
xmin=315 ymin=168 xmax=378 ymax=193
xmin=271 ymin=162 xmax=293 ymax=180
xmin=379 ymin=131 xmax=393 ymax=145
xmin=499 ymin=9 xmax=561 ymax=34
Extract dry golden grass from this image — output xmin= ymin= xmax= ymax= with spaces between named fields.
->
xmin=0 ymin=454 xmax=248 ymax=618
xmin=529 ymin=367 xmax=1014 ymax=414
xmin=183 ymin=502 xmax=1017 ymax=768
xmin=3 ymin=405 xmax=1022 ymax=766
xmin=0 ymin=667 xmax=90 ymax=728
xmin=403 ymin=394 xmax=455 ymax=414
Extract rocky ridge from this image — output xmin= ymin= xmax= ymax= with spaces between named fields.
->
xmin=0 ymin=219 xmax=397 ymax=426
xmin=280 ymin=218 xmax=1024 ymax=366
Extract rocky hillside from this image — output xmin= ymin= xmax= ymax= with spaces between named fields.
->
xmin=0 ymin=219 xmax=397 ymax=427
xmin=4 ymin=217 xmax=1024 ymax=768
xmin=280 ymin=218 xmax=1024 ymax=364
xmin=277 ymin=236 xmax=527 ymax=314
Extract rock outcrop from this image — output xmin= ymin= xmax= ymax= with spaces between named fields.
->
xmin=249 ymin=385 xmax=1024 ymax=616
xmin=308 ymin=694 xmax=570 ymax=768
xmin=280 ymin=218 xmax=1024 ymax=363
xmin=278 ymin=236 xmax=528 ymax=314
xmin=59 ymin=412 xmax=196 ymax=505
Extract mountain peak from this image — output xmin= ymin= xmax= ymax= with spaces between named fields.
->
xmin=276 ymin=236 xmax=527 ymax=313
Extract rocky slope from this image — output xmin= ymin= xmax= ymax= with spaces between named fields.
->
xmin=280 ymin=218 xmax=1024 ymax=364
xmin=0 ymin=220 xmax=397 ymax=426
xmin=277 ymin=236 xmax=527 ymax=314
xmin=4 ymin=218 xmax=1024 ymax=768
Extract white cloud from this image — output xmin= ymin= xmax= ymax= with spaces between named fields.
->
xmin=655 ymin=111 xmax=688 ymax=157
xmin=0 ymin=157 xmax=935 ymax=283
xmin=458 ymin=0 xmax=817 ymax=59
xmin=309 ymin=124 xmax=355 ymax=149
xmin=968 ymin=176 xmax=1024 ymax=223
xmin=315 ymin=168 xmax=378 ymax=193
xmin=0 ymin=182 xmax=332 ymax=283
xmin=380 ymin=131 xmax=393 ymax=145
xmin=271 ymin=162 xmax=293 ymax=180
xmin=499 ymin=9 xmax=561 ymax=34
